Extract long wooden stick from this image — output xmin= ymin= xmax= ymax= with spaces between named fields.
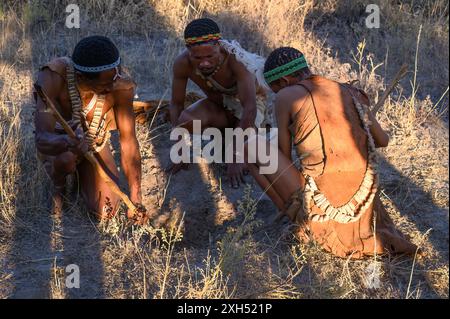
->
xmin=372 ymin=63 xmax=408 ymax=114
xmin=34 ymin=84 xmax=138 ymax=213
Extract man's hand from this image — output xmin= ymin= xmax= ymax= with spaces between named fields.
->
xmin=125 ymin=192 xmax=149 ymax=225
xmin=238 ymin=113 xmax=256 ymax=131
xmin=126 ymin=203 xmax=149 ymax=226
xmin=65 ymin=127 xmax=89 ymax=156
xmin=227 ymin=162 xmax=249 ymax=188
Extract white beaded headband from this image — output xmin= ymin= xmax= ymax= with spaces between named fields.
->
xmin=72 ymin=57 xmax=121 ymax=73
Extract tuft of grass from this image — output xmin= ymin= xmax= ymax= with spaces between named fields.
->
xmin=218 ymin=184 xmax=262 ymax=276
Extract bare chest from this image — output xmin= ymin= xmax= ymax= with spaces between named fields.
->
xmin=57 ymin=87 xmax=114 ymax=123
xmin=189 ymin=67 xmax=237 ymax=98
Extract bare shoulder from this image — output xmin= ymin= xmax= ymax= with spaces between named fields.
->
xmin=113 ymin=73 xmax=136 ymax=93
xmin=343 ymin=82 xmax=371 ymax=106
xmin=36 ymin=67 xmax=64 ymax=98
xmin=112 ymin=80 xmax=134 ymax=105
xmin=276 ymin=85 xmax=309 ymax=105
xmin=274 ymin=85 xmax=310 ymax=119
xmin=227 ymin=52 xmax=248 ymax=74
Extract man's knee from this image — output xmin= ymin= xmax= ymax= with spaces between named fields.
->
xmin=177 ymin=109 xmax=200 ymax=130
xmin=177 ymin=99 xmax=217 ymax=129
xmin=54 ymin=151 xmax=77 ymax=175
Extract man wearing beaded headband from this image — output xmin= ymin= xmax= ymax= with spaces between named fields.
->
xmin=167 ymin=18 xmax=269 ymax=188
xmin=34 ymin=35 xmax=148 ymax=224
xmin=245 ymin=47 xmax=416 ymax=258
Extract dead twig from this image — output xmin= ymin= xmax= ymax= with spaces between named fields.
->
xmin=373 ymin=64 xmax=408 ymax=114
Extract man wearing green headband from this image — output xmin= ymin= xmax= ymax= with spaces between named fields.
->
xmin=245 ymin=47 xmax=416 ymax=259
xmin=167 ymin=18 xmax=269 ymax=188
xmin=34 ymin=36 xmax=148 ymax=224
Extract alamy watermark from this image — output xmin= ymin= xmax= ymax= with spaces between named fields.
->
xmin=365 ymin=4 xmax=380 ymax=29
xmin=170 ymin=120 xmax=279 ymax=174
xmin=65 ymin=3 xmax=381 ymax=30
xmin=65 ymin=264 xmax=80 ymax=289
xmin=65 ymin=4 xmax=80 ymax=29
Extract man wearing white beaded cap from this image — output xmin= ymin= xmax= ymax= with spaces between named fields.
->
xmin=34 ymin=35 xmax=147 ymax=224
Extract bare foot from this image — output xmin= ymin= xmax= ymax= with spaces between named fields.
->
xmin=227 ymin=162 xmax=247 ymax=188
xmin=296 ymin=222 xmax=311 ymax=243
xmin=127 ymin=204 xmax=150 ymax=226
xmin=270 ymin=210 xmax=287 ymax=224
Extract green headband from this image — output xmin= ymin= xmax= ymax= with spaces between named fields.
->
xmin=264 ymin=56 xmax=308 ymax=84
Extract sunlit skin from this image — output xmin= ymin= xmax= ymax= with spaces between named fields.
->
xmin=168 ymin=42 xmax=259 ymax=188
xmin=76 ymin=68 xmax=117 ymax=95
xmin=34 ymin=64 xmax=145 ymax=222
xmin=245 ymin=72 xmax=390 ymax=226
xmin=189 ymin=45 xmax=222 ymax=76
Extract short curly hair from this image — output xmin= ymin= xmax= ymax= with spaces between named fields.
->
xmin=184 ymin=18 xmax=221 ymax=46
xmin=72 ymin=35 xmax=120 ymax=79
xmin=264 ymin=46 xmax=310 ymax=82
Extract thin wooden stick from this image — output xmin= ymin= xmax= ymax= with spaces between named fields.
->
xmin=34 ymin=84 xmax=138 ymax=213
xmin=372 ymin=64 xmax=408 ymax=114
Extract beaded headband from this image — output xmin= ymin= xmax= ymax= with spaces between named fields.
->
xmin=185 ymin=33 xmax=222 ymax=46
xmin=263 ymin=56 xmax=308 ymax=84
xmin=73 ymin=56 xmax=121 ymax=73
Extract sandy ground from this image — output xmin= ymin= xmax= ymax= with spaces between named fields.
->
xmin=2 ymin=95 xmax=448 ymax=298
xmin=2 ymin=99 xmax=290 ymax=298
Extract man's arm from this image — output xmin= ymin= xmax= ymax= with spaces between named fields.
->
xmin=230 ymin=57 xmax=257 ymax=129
xmin=169 ymin=55 xmax=189 ymax=127
xmin=114 ymin=88 xmax=142 ymax=204
xmin=368 ymin=110 xmax=389 ymax=147
xmin=274 ymin=89 xmax=294 ymax=162
xmin=359 ymin=92 xmax=390 ymax=147
xmin=34 ymin=69 xmax=74 ymax=155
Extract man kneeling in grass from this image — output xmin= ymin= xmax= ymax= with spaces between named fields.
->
xmin=34 ymin=35 xmax=148 ymax=224
xmin=245 ymin=47 xmax=417 ymax=258
xmin=167 ymin=18 xmax=270 ymax=188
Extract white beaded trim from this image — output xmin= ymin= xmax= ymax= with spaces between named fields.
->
xmin=303 ymin=89 xmax=379 ymax=224
xmin=64 ymin=58 xmax=110 ymax=153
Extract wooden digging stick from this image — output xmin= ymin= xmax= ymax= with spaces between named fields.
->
xmin=34 ymin=84 xmax=138 ymax=213
xmin=372 ymin=63 xmax=408 ymax=115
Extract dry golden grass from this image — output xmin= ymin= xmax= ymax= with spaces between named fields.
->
xmin=0 ymin=0 xmax=448 ymax=299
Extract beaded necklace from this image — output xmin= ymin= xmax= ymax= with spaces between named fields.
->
xmin=195 ymin=53 xmax=237 ymax=95
xmin=64 ymin=57 xmax=110 ymax=153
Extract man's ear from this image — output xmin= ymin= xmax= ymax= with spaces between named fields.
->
xmin=280 ymin=76 xmax=290 ymax=86
xmin=75 ymin=71 xmax=84 ymax=82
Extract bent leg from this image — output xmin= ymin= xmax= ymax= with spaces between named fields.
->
xmin=77 ymin=145 xmax=121 ymax=219
xmin=39 ymin=151 xmax=79 ymax=215
xmin=168 ymin=98 xmax=236 ymax=173
xmin=245 ymin=139 xmax=304 ymax=205
xmin=246 ymin=144 xmax=310 ymax=240
xmin=177 ymin=98 xmax=235 ymax=132
xmin=246 ymin=163 xmax=285 ymax=211
xmin=52 ymin=151 xmax=78 ymax=188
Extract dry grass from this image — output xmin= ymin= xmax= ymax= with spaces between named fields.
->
xmin=0 ymin=0 xmax=448 ymax=299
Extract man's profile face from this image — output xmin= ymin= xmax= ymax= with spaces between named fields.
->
xmin=188 ymin=43 xmax=221 ymax=75
xmin=269 ymin=80 xmax=284 ymax=93
xmin=79 ymin=68 xmax=118 ymax=95
xmin=270 ymin=76 xmax=296 ymax=93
